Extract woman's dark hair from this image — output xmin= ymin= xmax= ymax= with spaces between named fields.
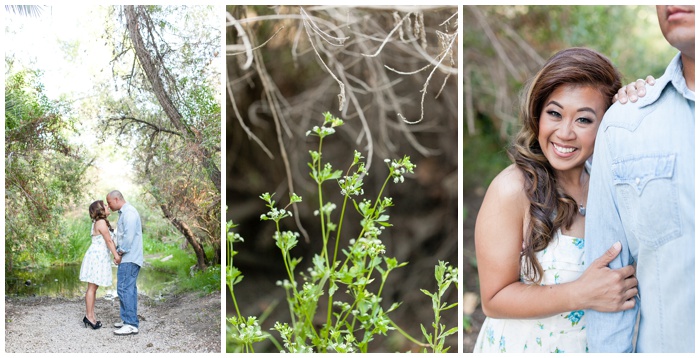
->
xmin=509 ymin=47 xmax=622 ymax=284
xmin=89 ymin=200 xmax=113 ymax=232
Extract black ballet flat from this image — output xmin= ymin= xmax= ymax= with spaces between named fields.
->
xmin=83 ymin=316 xmax=102 ymax=329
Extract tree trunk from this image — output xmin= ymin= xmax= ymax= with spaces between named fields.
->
xmin=160 ymin=203 xmax=208 ymax=271
xmin=124 ymin=5 xmax=221 ymax=193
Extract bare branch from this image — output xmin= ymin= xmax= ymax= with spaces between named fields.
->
xmin=361 ymin=12 xmax=411 ymax=58
xmin=226 ymin=77 xmax=275 ymax=159
xmin=399 ymin=31 xmax=457 ymax=124
xmin=108 ymin=115 xmax=183 ymax=137
xmin=300 ymin=7 xmax=346 ymax=111
xmin=225 ymin=12 xmax=254 ymax=70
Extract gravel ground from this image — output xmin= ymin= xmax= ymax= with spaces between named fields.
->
xmin=4 ymin=291 xmax=220 ymax=353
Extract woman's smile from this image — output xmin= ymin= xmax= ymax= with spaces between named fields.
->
xmin=552 ymin=142 xmax=578 ymax=155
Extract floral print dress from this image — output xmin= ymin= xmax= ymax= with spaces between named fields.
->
xmin=79 ymin=222 xmax=114 ymax=287
xmin=474 ymin=229 xmax=588 ymax=353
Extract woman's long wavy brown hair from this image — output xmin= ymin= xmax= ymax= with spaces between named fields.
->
xmin=89 ymin=200 xmax=113 ymax=232
xmin=509 ymin=47 xmax=621 ymax=284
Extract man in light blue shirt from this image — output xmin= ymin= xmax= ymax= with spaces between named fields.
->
xmin=585 ymin=5 xmax=694 ymax=353
xmin=106 ymin=190 xmax=143 ymax=336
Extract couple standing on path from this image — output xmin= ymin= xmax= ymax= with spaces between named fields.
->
xmin=79 ymin=190 xmax=143 ymax=336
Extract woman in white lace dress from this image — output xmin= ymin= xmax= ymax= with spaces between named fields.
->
xmin=79 ymin=200 xmax=121 ymax=329
xmin=473 ymin=48 xmax=641 ymax=353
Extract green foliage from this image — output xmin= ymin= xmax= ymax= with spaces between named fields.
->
xmin=419 ymin=261 xmax=459 ymax=353
xmin=4 ymin=63 xmax=90 ymax=271
xmin=464 ymin=118 xmax=511 ymax=189
xmin=58 ymin=217 xmax=94 ymax=265
xmin=8 ymin=216 xmax=89 ymax=270
xmin=463 ymin=315 xmax=472 ymax=332
xmin=227 ymin=113 xmax=457 ymax=353
xmin=520 ymin=6 xmax=673 ymax=80
xmin=177 ymin=265 xmax=221 ymax=295
xmin=141 ymin=233 xmax=221 ymax=295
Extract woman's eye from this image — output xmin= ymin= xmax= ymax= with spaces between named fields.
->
xmin=547 ymin=110 xmax=561 ymax=118
xmin=576 ymin=117 xmax=593 ymax=124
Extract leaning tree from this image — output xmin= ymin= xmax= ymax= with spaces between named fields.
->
xmin=100 ymin=5 xmax=222 ymax=269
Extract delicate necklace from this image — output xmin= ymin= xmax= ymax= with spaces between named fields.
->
xmin=578 ymin=169 xmax=590 ymax=216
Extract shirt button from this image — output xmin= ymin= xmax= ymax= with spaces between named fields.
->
xmin=635 ymin=177 xmax=641 ymax=185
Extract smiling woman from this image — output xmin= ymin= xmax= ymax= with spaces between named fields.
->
xmin=472 ymin=47 xmax=638 ymax=353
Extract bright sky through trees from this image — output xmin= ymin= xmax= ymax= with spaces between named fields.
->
xmin=5 ymin=5 xmax=137 ymax=198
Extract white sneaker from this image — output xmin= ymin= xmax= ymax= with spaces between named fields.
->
xmin=114 ymin=324 xmax=139 ymax=335
xmin=114 ymin=321 xmax=125 ymax=328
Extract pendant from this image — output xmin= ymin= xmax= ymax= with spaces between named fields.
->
xmin=578 ymin=204 xmax=586 ymax=216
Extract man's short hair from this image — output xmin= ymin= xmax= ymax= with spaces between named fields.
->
xmin=108 ymin=190 xmax=125 ymax=201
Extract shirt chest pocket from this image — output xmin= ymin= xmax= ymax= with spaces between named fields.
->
xmin=612 ymin=154 xmax=681 ymax=249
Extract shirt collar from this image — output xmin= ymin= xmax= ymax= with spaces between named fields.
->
xmin=668 ymin=52 xmax=695 ymax=101
xmin=635 ymin=52 xmax=694 ymax=108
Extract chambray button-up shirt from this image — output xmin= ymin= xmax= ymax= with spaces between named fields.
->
xmin=585 ymin=53 xmax=694 ymax=353
xmin=116 ymin=202 xmax=144 ymax=267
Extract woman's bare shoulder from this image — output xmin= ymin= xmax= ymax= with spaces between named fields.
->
xmin=94 ymin=219 xmax=108 ymax=230
xmin=486 ymin=164 xmax=527 ymax=201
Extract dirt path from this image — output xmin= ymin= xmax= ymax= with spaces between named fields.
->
xmin=5 ymin=291 xmax=220 ymax=353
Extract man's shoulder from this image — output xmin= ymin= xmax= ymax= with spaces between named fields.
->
xmin=122 ymin=203 xmax=142 ymax=218
xmin=602 ymin=53 xmax=691 ymax=133
xmin=601 ymin=79 xmax=675 ymax=132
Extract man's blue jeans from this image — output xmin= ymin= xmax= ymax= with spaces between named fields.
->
xmin=117 ymin=262 xmax=140 ymax=328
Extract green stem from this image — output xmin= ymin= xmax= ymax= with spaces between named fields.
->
xmin=317 ymin=139 xmax=330 ymax=265
xmin=227 ymin=240 xmax=242 ymax=318
xmin=333 ymin=193 xmax=349 ymax=268
xmin=338 ymin=173 xmax=393 ymax=272
xmin=372 ymin=172 xmax=393 ymax=216
xmin=389 ymin=319 xmax=429 ymax=348
xmin=433 ymin=298 xmax=441 ymax=352
xmin=230 ymin=285 xmax=242 ymax=319
xmin=325 ymin=193 xmax=349 ymax=336
xmin=275 ymin=220 xmax=301 ymax=338
xmin=377 ymin=268 xmax=391 ymax=298
xmin=276 ymin=222 xmax=296 ymax=291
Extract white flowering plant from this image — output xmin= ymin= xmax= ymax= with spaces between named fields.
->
xmin=227 ymin=112 xmax=457 ymax=353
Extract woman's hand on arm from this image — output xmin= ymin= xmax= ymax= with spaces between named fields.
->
xmin=570 ymin=242 xmax=637 ymax=312
xmin=613 ymin=75 xmax=656 ymax=104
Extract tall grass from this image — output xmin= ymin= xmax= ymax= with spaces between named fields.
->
xmin=22 ymin=216 xmax=94 ymax=267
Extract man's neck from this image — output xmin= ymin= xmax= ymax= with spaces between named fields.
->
xmin=681 ymin=53 xmax=695 ymax=91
